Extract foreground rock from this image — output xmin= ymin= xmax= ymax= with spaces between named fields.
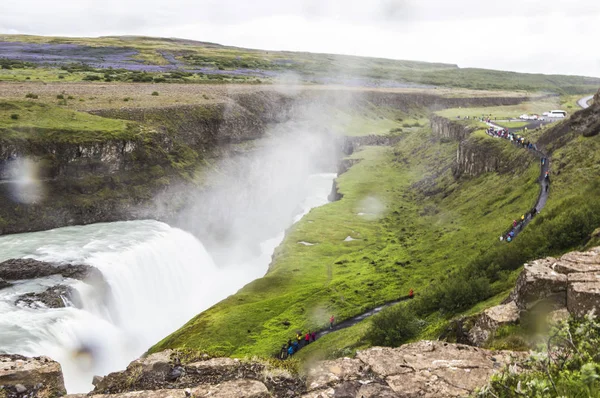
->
xmin=468 ymin=301 xmax=520 ymax=346
xmin=86 ymin=341 xmax=519 ymax=398
xmin=0 ymin=259 xmax=99 ymax=282
xmin=0 ymin=354 xmax=66 ymax=398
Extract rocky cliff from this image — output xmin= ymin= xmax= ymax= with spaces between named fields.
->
xmin=430 ymin=115 xmax=476 ymax=142
xmin=0 ymin=90 xmax=531 ymax=236
xmin=430 ymin=116 xmax=531 ymax=178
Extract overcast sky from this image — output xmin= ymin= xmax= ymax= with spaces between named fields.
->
xmin=1 ymin=0 xmax=599 ymax=77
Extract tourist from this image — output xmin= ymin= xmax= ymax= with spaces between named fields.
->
xmin=409 ymin=288 xmax=414 ymax=298
xmin=311 ymin=331 xmax=317 ymax=342
xmin=329 ymin=315 xmax=335 ymax=329
xmin=305 ymin=332 xmax=310 ymax=345
xmin=287 ymin=345 xmax=294 ymax=357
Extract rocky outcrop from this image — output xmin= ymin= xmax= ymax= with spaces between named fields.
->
xmin=0 ymin=354 xmax=66 ymax=398
xmin=458 ymin=246 xmax=600 ymax=347
xmin=430 ymin=116 xmax=476 ymax=142
xmin=81 ymin=342 xmax=521 ymax=398
xmin=509 ymin=257 xmax=568 ymax=311
xmin=468 ymin=301 xmax=520 ymax=346
xmin=509 ymin=247 xmax=600 ymax=317
xmin=15 ymin=285 xmax=72 ymax=309
xmin=0 ymin=259 xmax=98 ymax=281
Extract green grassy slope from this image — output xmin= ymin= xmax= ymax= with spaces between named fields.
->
xmin=0 ymin=101 xmax=140 ymax=143
xmin=150 ymin=114 xmax=541 ymax=358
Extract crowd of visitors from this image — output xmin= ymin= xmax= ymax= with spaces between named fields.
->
xmin=485 ymin=125 xmax=549 ymax=243
xmin=277 ymin=326 xmax=322 ymax=359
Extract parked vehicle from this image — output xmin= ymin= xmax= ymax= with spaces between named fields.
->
xmin=519 ymin=114 xmax=530 ymax=120
xmin=548 ymin=110 xmax=567 ymax=118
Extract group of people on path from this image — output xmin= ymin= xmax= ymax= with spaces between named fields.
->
xmin=278 ymin=316 xmax=335 ymax=360
xmin=486 ymin=127 xmax=538 ymax=152
xmin=487 ymin=126 xmax=550 ymax=243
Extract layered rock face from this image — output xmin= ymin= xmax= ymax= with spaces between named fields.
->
xmin=430 ymin=116 xmax=475 ymax=142
xmin=0 ymin=355 xmax=66 ymax=398
xmin=56 ymin=342 xmax=520 ymax=398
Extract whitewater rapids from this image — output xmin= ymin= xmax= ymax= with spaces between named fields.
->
xmin=0 ymin=173 xmax=336 ymax=393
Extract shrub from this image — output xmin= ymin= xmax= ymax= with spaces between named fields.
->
xmin=10 ymin=114 xmax=19 ymax=120
xmin=123 ymin=97 xmax=132 ymax=102
xmin=82 ymin=74 xmax=102 ymax=81
xmin=202 ymin=94 xmax=209 ymax=100
xmin=58 ymin=74 xmax=65 ymax=79
xmin=479 ymin=315 xmax=600 ymax=397
xmin=56 ymin=94 xmax=65 ymax=100
xmin=153 ymin=77 xmax=166 ymax=83
xmin=25 ymin=93 xmax=38 ymax=99
xmin=414 ymin=275 xmax=492 ymax=316
xmin=67 ymin=95 xmax=74 ymax=100
xmin=365 ymin=304 xmax=422 ymax=347
xmin=151 ymin=91 xmax=159 ymax=96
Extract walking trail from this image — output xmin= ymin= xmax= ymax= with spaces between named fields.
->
xmin=486 ymin=121 xmax=549 ymax=240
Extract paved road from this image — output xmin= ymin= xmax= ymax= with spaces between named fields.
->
xmin=578 ymin=95 xmax=594 ymax=109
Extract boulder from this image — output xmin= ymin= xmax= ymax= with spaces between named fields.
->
xmin=93 ymin=350 xmax=175 ymax=393
xmin=190 ymin=379 xmax=269 ymax=397
xmin=0 ymin=354 xmax=66 ymax=398
xmin=567 ymin=282 xmax=600 ymax=317
xmin=15 ymin=285 xmax=72 ymax=309
xmin=468 ymin=301 xmax=520 ymax=346
xmin=0 ymin=258 xmax=99 ymax=281
xmin=306 ymin=358 xmax=368 ymax=390
xmin=509 ymin=258 xmax=567 ymax=310
xmin=554 ymin=247 xmax=600 ymax=274
xmin=356 ymin=341 xmax=524 ymax=398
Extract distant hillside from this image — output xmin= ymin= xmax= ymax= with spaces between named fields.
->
xmin=1 ymin=34 xmax=599 ymax=93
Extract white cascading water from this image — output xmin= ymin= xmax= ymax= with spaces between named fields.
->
xmin=0 ymin=172 xmax=336 ymax=393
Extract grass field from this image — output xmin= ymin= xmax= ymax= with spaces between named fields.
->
xmin=1 ymin=35 xmax=599 ymax=93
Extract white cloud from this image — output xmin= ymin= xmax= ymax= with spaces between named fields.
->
xmin=0 ymin=0 xmax=599 ymax=77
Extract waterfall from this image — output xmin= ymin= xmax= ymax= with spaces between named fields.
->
xmin=0 ymin=172 xmax=336 ymax=393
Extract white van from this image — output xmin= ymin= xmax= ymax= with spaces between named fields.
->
xmin=548 ymin=110 xmax=567 ymax=118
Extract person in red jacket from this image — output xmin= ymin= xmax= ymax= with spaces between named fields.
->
xmin=305 ymin=331 xmax=310 ymax=345
xmin=329 ymin=315 xmax=335 ymax=329
xmin=409 ymin=288 xmax=414 ymax=299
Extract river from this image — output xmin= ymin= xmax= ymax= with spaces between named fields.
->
xmin=0 ymin=172 xmax=336 ymax=393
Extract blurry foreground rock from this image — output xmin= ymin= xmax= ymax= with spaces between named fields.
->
xmin=0 ymin=354 xmax=66 ymax=398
